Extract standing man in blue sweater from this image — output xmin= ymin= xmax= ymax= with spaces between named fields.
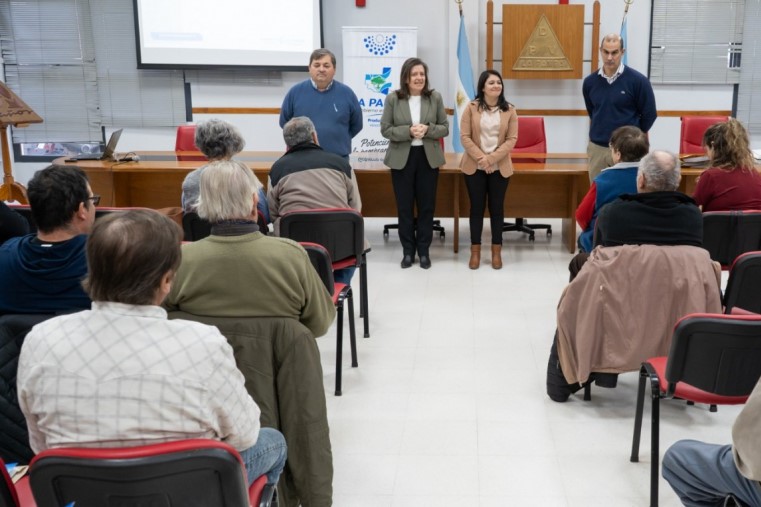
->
xmin=583 ymin=34 xmax=657 ymax=181
xmin=280 ymin=49 xmax=363 ymax=159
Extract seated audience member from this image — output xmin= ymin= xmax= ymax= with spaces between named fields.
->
xmin=693 ymin=118 xmax=761 ymax=211
xmin=575 ymin=126 xmax=649 ymax=253
xmin=17 ymin=210 xmax=286 ymax=486
xmin=180 ymin=118 xmax=270 ymax=223
xmin=663 ymin=375 xmax=761 ymax=507
xmin=165 ymin=160 xmax=335 ymax=337
xmin=568 ymin=150 xmax=703 ymax=280
xmin=549 ymin=150 xmax=706 ymax=402
xmin=0 ymin=201 xmax=29 ymax=245
xmin=0 ymin=166 xmax=95 ymax=315
xmin=269 ymin=116 xmax=363 ymax=284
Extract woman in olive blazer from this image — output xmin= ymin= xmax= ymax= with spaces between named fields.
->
xmin=460 ymin=69 xmax=518 ymax=270
xmin=380 ymin=57 xmax=449 ymax=270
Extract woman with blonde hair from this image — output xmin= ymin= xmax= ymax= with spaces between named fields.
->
xmin=693 ymin=118 xmax=761 ymax=211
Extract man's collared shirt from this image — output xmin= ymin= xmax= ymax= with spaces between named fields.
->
xmin=598 ymin=63 xmax=625 ymax=85
xmin=310 ymin=79 xmax=334 ymax=92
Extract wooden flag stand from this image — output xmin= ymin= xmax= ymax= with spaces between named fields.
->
xmin=0 ymin=82 xmax=43 ymax=204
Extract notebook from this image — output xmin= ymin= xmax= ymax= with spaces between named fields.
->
xmin=70 ymin=129 xmax=123 ymax=161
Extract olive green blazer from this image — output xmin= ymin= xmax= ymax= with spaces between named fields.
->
xmin=380 ymin=90 xmax=449 ymax=170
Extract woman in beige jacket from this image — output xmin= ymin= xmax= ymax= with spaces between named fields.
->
xmin=459 ymin=69 xmax=518 ymax=269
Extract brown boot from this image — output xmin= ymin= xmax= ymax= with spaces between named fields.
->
xmin=469 ymin=245 xmax=481 ymax=269
xmin=491 ymin=244 xmax=503 ymax=270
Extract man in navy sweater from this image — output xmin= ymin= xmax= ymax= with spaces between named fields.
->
xmin=280 ymin=49 xmax=363 ymax=160
xmin=582 ymin=34 xmax=657 ymax=181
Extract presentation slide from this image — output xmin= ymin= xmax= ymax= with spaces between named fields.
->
xmin=134 ymin=0 xmax=322 ymax=69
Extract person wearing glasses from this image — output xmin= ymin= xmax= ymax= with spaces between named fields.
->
xmin=0 ymin=165 xmax=96 ymax=315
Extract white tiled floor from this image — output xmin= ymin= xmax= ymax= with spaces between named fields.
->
xmin=317 ymin=218 xmax=739 ymax=507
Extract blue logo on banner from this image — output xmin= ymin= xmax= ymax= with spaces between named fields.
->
xmin=365 ymin=67 xmax=392 ymax=95
xmin=363 ymin=34 xmax=397 ymax=55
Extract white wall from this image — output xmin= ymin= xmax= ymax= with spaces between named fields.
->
xmin=8 ymin=0 xmax=739 ymax=185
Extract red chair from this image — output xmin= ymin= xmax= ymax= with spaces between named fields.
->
xmin=28 ymin=439 xmax=274 ymax=507
xmin=503 ymin=116 xmax=552 ymax=241
xmin=301 ymin=242 xmax=358 ymax=396
xmin=679 ymin=116 xmax=728 ymax=155
xmin=174 ymin=124 xmax=198 ymax=151
xmin=1 ymin=457 xmax=34 ymax=507
xmin=630 ymin=314 xmax=761 ymax=507
xmin=280 ymin=208 xmax=370 ymax=339
xmin=723 ymin=251 xmax=761 ymax=314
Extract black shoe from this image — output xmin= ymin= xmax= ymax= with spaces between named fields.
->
xmin=419 ymin=255 xmax=431 ymax=269
xmin=401 ymin=255 xmax=414 ymax=268
xmin=593 ymin=372 xmax=619 ymax=388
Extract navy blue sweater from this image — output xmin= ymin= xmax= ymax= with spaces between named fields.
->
xmin=582 ymin=66 xmax=657 ymax=146
xmin=279 ymin=80 xmax=363 ymax=158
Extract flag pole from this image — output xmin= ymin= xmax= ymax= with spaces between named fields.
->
xmin=621 ymin=0 xmax=633 ymax=33
xmin=456 ymin=0 xmax=463 ymax=18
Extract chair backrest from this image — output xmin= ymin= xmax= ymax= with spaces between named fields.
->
xmin=702 ymin=211 xmax=761 ymax=267
xmin=300 ymin=242 xmax=335 ymax=296
xmin=174 ymin=124 xmax=198 ymax=152
xmin=29 ymin=439 xmax=251 ymax=507
xmin=182 ymin=211 xmax=212 ymax=241
xmin=279 ymin=209 xmax=364 ymax=265
xmin=7 ymin=205 xmax=142 ymax=234
xmin=679 ymin=116 xmax=728 ymax=155
xmin=665 ymin=313 xmax=761 ymax=398
xmin=513 ymin=117 xmax=547 ymax=153
xmin=724 ymin=252 xmax=761 ymax=314
xmin=0 ymin=314 xmax=55 ymax=464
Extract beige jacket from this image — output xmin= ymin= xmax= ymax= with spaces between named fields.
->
xmin=556 ymin=244 xmax=722 ymax=385
xmin=733 ymin=377 xmax=761 ymax=481
xmin=459 ymin=101 xmax=518 ymax=178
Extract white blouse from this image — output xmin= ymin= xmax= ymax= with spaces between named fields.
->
xmin=408 ymin=95 xmax=423 ymax=147
xmin=479 ymin=108 xmax=501 ymax=164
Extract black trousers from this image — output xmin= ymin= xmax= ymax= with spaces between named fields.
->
xmin=463 ymin=170 xmax=510 ymax=245
xmin=390 ymin=146 xmax=439 ymax=257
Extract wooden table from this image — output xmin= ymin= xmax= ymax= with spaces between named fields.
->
xmin=55 ymin=151 xmax=701 ymax=254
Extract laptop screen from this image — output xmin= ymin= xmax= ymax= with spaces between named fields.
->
xmin=101 ymin=129 xmax=123 ymax=160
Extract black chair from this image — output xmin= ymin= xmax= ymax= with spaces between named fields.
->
xmin=182 ymin=211 xmax=268 ymax=242
xmin=280 ymin=208 xmax=370 ymax=338
xmin=630 ymin=313 xmax=761 ymax=507
xmin=702 ymin=210 xmax=761 ymax=268
xmin=29 ymin=439 xmax=274 ymax=507
xmin=301 ymin=242 xmax=358 ymax=396
xmin=723 ymin=251 xmax=761 ymax=314
xmin=0 ymin=314 xmax=55 ymax=464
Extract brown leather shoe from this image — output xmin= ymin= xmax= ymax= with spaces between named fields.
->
xmin=469 ymin=245 xmax=481 ymax=269
xmin=491 ymin=244 xmax=503 ymax=270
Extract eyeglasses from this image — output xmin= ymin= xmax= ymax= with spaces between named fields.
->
xmin=87 ymin=194 xmax=101 ymax=206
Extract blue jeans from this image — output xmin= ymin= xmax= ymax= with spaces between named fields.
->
xmin=238 ymin=427 xmax=287 ymax=485
xmin=333 ymin=267 xmax=356 ymax=285
xmin=662 ymin=440 xmax=761 ymax=506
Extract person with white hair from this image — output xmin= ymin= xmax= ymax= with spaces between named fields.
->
xmin=165 ymin=159 xmax=335 ymax=338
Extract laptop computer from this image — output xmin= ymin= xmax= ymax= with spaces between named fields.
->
xmin=69 ymin=129 xmax=123 ymax=161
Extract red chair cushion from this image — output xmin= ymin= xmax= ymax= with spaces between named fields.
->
xmin=648 ymin=356 xmax=749 ymax=405
xmin=679 ymin=116 xmax=727 ymax=155
xmin=248 ymin=474 xmax=267 ymax=506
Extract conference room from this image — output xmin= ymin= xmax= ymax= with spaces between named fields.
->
xmin=2 ymin=0 xmax=761 ymax=506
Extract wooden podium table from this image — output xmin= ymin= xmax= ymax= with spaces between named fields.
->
xmin=52 ymin=151 xmax=700 ymax=254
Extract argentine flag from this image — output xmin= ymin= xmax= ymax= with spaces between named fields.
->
xmin=453 ymin=15 xmax=475 ymax=153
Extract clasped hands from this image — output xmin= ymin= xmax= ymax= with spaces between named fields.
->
xmin=409 ymin=123 xmax=428 ymax=140
xmin=477 ymin=154 xmax=496 ymax=173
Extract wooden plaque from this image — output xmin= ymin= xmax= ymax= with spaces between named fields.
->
xmin=502 ymin=4 xmax=584 ymax=80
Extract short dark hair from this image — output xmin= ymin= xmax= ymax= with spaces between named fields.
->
xmin=309 ymin=48 xmax=336 ymax=67
xmin=609 ymin=126 xmax=649 ymax=162
xmin=194 ymin=119 xmax=245 ymax=161
xmin=396 ymin=58 xmax=433 ymax=100
xmin=27 ymin=165 xmax=90 ymax=234
xmin=83 ymin=210 xmax=182 ymax=305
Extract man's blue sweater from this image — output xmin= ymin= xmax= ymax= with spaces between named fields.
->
xmin=582 ymin=66 xmax=657 ymax=146
xmin=280 ymin=80 xmax=363 ymax=158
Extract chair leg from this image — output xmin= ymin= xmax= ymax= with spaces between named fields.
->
xmin=631 ymin=368 xmax=647 ymax=462
xmin=583 ymin=382 xmax=592 ymax=401
xmin=348 ymin=291 xmax=358 ymax=368
xmin=335 ymin=303 xmax=343 ymax=396
xmin=650 ymin=385 xmax=661 ymax=507
xmin=360 ymin=256 xmax=370 ymax=338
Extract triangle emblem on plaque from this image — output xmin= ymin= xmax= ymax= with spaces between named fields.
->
xmin=513 ymin=15 xmax=573 ymax=71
